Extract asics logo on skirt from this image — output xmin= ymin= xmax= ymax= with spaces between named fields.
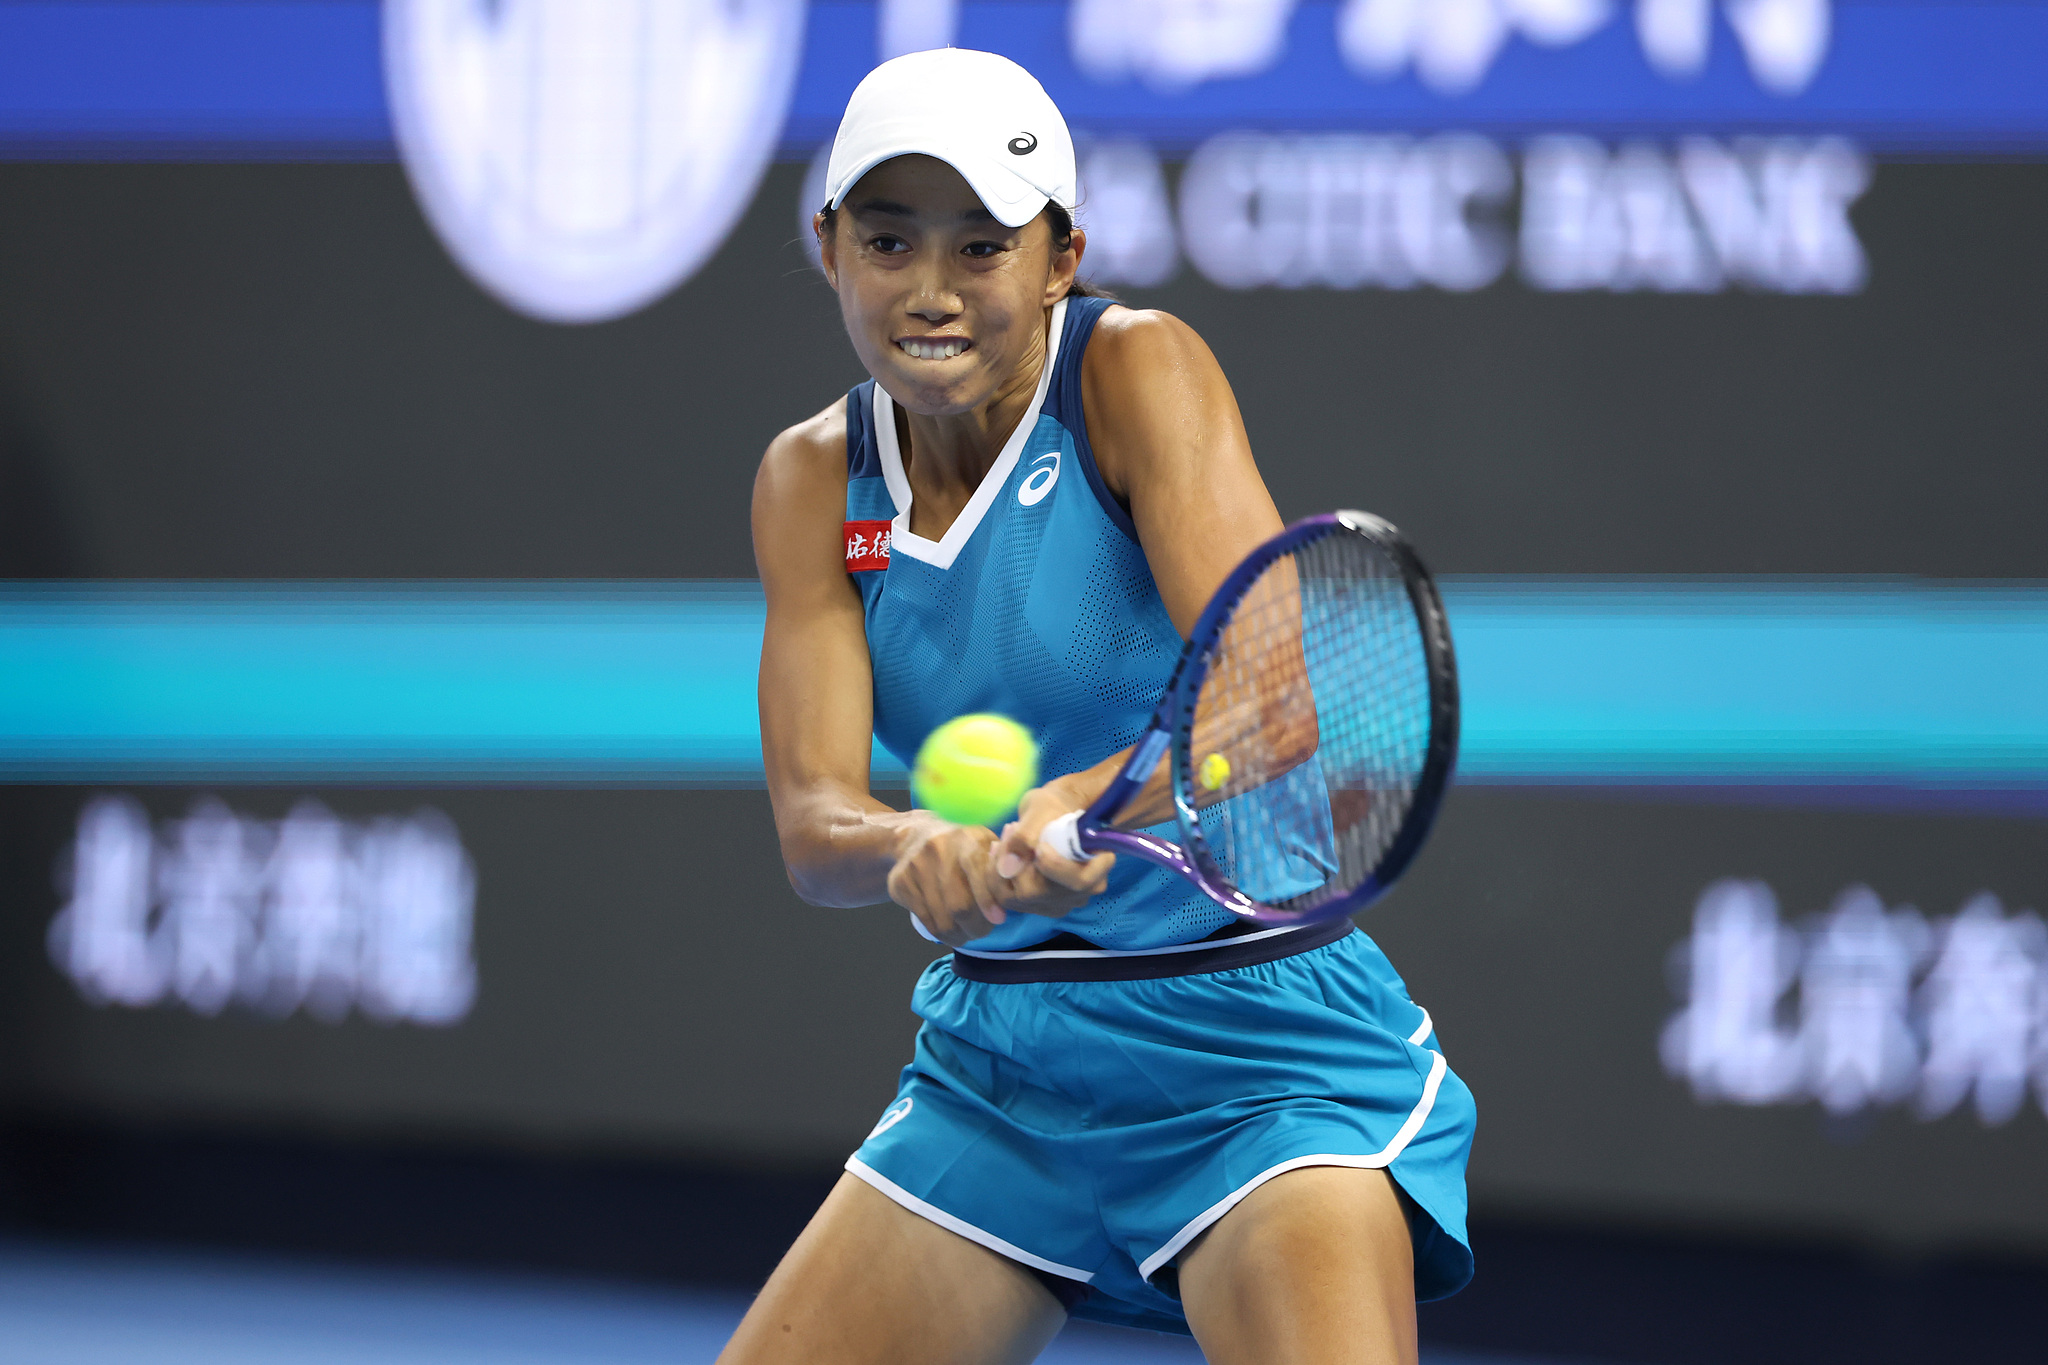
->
xmin=868 ymin=1097 xmax=914 ymax=1138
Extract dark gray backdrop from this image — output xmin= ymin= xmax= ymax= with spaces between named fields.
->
xmin=0 ymin=158 xmax=2044 ymax=1254
xmin=0 ymin=161 xmax=2041 ymax=580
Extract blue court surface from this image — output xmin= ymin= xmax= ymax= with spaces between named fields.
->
xmin=0 ymin=1238 xmax=1581 ymax=1365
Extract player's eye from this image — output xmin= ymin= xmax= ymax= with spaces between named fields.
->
xmin=962 ymin=240 xmax=1005 ymax=259
xmin=869 ymin=234 xmax=909 ymax=255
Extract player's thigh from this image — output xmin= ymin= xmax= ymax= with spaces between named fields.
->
xmin=1177 ymin=1165 xmax=1417 ymax=1365
xmin=716 ymin=1172 xmax=1067 ymax=1365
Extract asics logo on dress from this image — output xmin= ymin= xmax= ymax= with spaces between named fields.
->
xmin=868 ymin=1097 xmax=914 ymax=1138
xmin=1018 ymin=452 xmax=1060 ymax=506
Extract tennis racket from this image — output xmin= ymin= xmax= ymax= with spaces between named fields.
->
xmin=1041 ymin=510 xmax=1458 ymax=928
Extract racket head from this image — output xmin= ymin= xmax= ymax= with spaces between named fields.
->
xmin=1168 ymin=511 xmax=1458 ymax=926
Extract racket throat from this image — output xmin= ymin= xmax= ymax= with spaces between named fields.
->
xmin=1046 ymin=814 xmax=1208 ymax=888
xmin=1075 ymin=729 xmax=1174 ymax=836
xmin=1038 ymin=813 xmax=1270 ymax=930
xmin=1118 ymin=729 xmax=1171 ymax=785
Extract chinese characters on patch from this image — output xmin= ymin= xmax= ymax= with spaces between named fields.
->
xmin=48 ymin=797 xmax=478 ymax=1026
xmin=845 ymin=520 xmax=894 ymax=572
xmin=1662 ymin=880 xmax=2048 ymax=1127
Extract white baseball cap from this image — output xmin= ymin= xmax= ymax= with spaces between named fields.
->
xmin=823 ymin=48 xmax=1077 ymax=229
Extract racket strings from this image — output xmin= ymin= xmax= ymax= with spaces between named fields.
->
xmin=1187 ymin=529 xmax=1433 ymax=913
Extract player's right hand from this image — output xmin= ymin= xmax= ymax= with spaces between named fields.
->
xmin=886 ymin=816 xmax=1011 ymax=946
xmin=991 ymin=782 xmax=1117 ymax=909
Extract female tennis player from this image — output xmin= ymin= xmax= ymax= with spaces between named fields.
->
xmin=726 ymin=48 xmax=1474 ymax=1365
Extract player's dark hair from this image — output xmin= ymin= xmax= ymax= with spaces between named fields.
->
xmin=1044 ymin=204 xmax=1112 ymax=300
xmin=816 ymin=201 xmax=1112 ymax=300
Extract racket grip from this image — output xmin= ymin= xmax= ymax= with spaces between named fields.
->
xmin=1042 ymin=810 xmax=1087 ymax=864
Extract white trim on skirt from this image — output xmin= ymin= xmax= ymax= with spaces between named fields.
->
xmin=1135 ymin=1047 xmax=1452 ymax=1283
xmin=1407 ymin=1007 xmax=1434 ymax=1046
xmin=844 ymin=1156 xmax=1098 ymax=1284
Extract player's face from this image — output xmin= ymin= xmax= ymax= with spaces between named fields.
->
xmin=818 ymin=155 xmax=1081 ymax=418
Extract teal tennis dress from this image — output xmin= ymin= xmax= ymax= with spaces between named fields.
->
xmin=840 ymin=296 xmax=1475 ymax=1335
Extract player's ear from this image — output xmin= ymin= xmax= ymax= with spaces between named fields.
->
xmin=1045 ymin=221 xmax=1082 ymax=305
xmin=815 ymin=211 xmax=839 ymax=289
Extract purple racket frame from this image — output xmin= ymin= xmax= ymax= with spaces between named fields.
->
xmin=1043 ymin=510 xmax=1460 ymax=927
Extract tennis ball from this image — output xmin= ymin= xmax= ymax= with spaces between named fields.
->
xmin=912 ymin=713 xmax=1039 ymax=827
xmin=1199 ymin=752 xmax=1231 ymax=791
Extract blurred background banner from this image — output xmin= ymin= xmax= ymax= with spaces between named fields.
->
xmin=0 ymin=4 xmax=2044 ymax=1364
xmin=0 ymin=1 xmax=2042 ymax=156
xmin=0 ymin=1 xmax=2029 ymax=316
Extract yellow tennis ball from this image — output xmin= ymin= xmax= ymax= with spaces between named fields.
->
xmin=912 ymin=714 xmax=1040 ymax=827
xmin=1199 ymin=752 xmax=1231 ymax=791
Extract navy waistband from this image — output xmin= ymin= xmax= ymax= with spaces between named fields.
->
xmin=948 ymin=915 xmax=1355 ymax=984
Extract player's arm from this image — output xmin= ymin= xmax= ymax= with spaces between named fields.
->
xmin=754 ymin=404 xmax=1094 ymax=940
xmin=994 ymin=309 xmax=1298 ymax=879
xmin=1054 ymin=308 xmax=1293 ymax=822
xmin=753 ymin=403 xmax=972 ymax=923
xmin=1086 ymin=308 xmax=1287 ymax=634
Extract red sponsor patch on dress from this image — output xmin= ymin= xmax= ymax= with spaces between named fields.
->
xmin=845 ymin=519 xmax=893 ymax=572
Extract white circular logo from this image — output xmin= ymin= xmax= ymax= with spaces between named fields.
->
xmin=385 ymin=0 xmax=806 ymax=324
xmin=1018 ymin=452 xmax=1061 ymax=506
xmin=867 ymin=1097 xmax=914 ymax=1138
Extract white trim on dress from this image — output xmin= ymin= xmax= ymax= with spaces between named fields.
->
xmin=1134 ymin=1048 xmax=1452 ymax=1283
xmin=844 ymin=1156 xmax=1097 ymax=1284
xmin=875 ymin=297 xmax=1069 ymax=572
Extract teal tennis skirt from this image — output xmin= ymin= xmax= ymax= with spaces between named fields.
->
xmin=847 ymin=927 xmax=1476 ymax=1336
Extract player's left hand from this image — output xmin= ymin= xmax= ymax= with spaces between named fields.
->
xmin=991 ymin=782 xmax=1116 ymax=916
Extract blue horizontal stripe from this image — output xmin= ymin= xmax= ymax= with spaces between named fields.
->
xmin=0 ymin=580 xmax=2044 ymax=790
xmin=0 ymin=583 xmax=804 ymax=783
xmin=0 ymin=2 xmax=2041 ymax=157
xmin=1448 ymin=582 xmax=2048 ymax=785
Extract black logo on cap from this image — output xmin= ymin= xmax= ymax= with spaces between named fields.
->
xmin=1008 ymin=133 xmax=1037 ymax=156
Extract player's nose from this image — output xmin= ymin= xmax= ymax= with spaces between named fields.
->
xmin=904 ymin=292 xmax=962 ymax=323
xmin=901 ymin=261 xmax=963 ymax=322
